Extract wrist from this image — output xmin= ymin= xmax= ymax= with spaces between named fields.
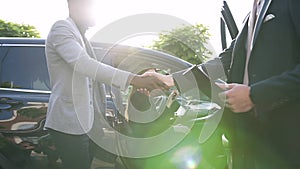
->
xmin=130 ymin=75 xmax=142 ymax=86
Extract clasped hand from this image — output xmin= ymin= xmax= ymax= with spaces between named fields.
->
xmin=217 ymin=83 xmax=255 ymax=113
xmin=130 ymin=70 xmax=175 ymax=94
xmin=132 ymin=70 xmax=255 ymax=113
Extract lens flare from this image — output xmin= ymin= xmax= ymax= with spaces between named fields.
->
xmin=186 ymin=158 xmax=197 ymax=169
xmin=170 ymin=146 xmax=201 ymax=169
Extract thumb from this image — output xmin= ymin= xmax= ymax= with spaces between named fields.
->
xmin=141 ymin=72 xmax=154 ymax=77
xmin=215 ymin=83 xmax=236 ymax=90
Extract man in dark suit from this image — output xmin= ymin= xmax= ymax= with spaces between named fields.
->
xmin=218 ymin=0 xmax=300 ymax=168
xmin=149 ymin=0 xmax=300 ymax=168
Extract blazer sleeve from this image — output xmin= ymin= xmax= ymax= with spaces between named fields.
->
xmin=47 ymin=20 xmax=134 ymax=91
xmin=172 ymin=40 xmax=234 ymax=95
xmin=249 ymin=1 xmax=300 ymax=109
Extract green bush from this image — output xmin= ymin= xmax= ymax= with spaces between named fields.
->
xmin=149 ymin=24 xmax=212 ymax=64
xmin=0 ymin=19 xmax=40 ymax=38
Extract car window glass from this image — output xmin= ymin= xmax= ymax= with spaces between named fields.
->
xmin=0 ymin=46 xmax=50 ymax=91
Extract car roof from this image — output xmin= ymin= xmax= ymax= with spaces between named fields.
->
xmin=0 ymin=38 xmax=45 ymax=45
xmin=0 ymin=38 xmax=191 ymax=66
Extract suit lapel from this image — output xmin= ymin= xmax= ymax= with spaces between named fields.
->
xmin=251 ymin=0 xmax=273 ymax=50
xmin=229 ymin=20 xmax=249 ymax=83
xmin=84 ymin=38 xmax=97 ymax=60
xmin=66 ymin=17 xmax=97 ymax=60
xmin=66 ymin=18 xmax=85 ymax=47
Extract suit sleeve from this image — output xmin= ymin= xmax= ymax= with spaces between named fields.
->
xmin=249 ymin=1 xmax=300 ymax=109
xmin=47 ymin=20 xmax=134 ymax=91
xmin=172 ymin=40 xmax=235 ymax=95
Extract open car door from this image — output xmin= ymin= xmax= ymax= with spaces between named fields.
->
xmin=221 ymin=0 xmax=239 ymax=50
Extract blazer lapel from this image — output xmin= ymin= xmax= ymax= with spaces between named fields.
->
xmin=66 ymin=17 xmax=97 ymax=60
xmin=84 ymin=38 xmax=97 ymax=60
xmin=66 ymin=18 xmax=85 ymax=46
xmin=251 ymin=0 xmax=273 ymax=50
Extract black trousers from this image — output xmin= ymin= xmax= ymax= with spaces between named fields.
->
xmin=48 ymin=129 xmax=95 ymax=169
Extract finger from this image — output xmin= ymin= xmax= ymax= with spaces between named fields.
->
xmin=218 ymin=92 xmax=227 ymax=102
xmin=141 ymin=72 xmax=152 ymax=77
xmin=215 ymin=83 xmax=228 ymax=90
xmin=217 ymin=83 xmax=237 ymax=90
xmin=226 ymin=103 xmax=237 ymax=112
xmin=144 ymin=88 xmax=150 ymax=96
xmin=138 ymin=88 xmax=144 ymax=93
xmin=147 ymin=90 xmax=150 ymax=96
xmin=229 ymin=103 xmax=245 ymax=113
xmin=142 ymin=71 xmax=158 ymax=77
xmin=156 ymin=80 xmax=169 ymax=91
xmin=231 ymin=108 xmax=238 ymax=113
xmin=136 ymin=89 xmax=143 ymax=93
xmin=226 ymin=98 xmax=233 ymax=106
xmin=225 ymin=103 xmax=231 ymax=108
xmin=231 ymin=107 xmax=242 ymax=113
xmin=227 ymin=84 xmax=237 ymax=89
xmin=147 ymin=69 xmax=156 ymax=73
xmin=137 ymin=88 xmax=148 ymax=95
xmin=137 ymin=88 xmax=145 ymax=92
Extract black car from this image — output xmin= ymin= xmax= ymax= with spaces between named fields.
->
xmin=0 ymin=38 xmax=223 ymax=169
xmin=0 ymin=2 xmax=238 ymax=167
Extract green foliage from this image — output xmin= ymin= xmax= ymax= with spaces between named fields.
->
xmin=149 ymin=24 xmax=212 ymax=64
xmin=0 ymin=19 xmax=40 ymax=38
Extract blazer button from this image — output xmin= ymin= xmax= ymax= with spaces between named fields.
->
xmin=252 ymin=74 xmax=257 ymax=78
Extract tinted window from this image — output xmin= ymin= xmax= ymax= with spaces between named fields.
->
xmin=0 ymin=46 xmax=50 ymax=91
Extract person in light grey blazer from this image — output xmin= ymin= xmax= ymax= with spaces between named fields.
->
xmin=45 ymin=0 xmax=168 ymax=168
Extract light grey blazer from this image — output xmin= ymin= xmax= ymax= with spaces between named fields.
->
xmin=45 ymin=17 xmax=133 ymax=135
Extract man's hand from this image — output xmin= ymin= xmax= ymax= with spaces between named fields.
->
xmin=130 ymin=75 xmax=169 ymax=91
xmin=142 ymin=71 xmax=175 ymax=87
xmin=217 ymin=83 xmax=255 ymax=113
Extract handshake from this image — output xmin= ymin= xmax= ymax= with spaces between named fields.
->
xmin=130 ymin=69 xmax=175 ymax=93
xmin=130 ymin=67 xmax=255 ymax=114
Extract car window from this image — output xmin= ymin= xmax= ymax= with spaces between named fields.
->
xmin=0 ymin=46 xmax=50 ymax=91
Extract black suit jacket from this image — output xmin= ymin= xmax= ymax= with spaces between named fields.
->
xmin=220 ymin=0 xmax=300 ymax=168
xmin=173 ymin=0 xmax=300 ymax=168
